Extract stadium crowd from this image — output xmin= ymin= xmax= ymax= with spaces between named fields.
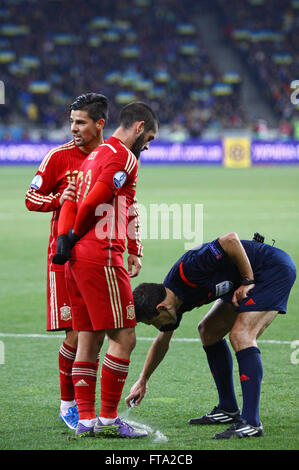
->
xmin=214 ymin=0 xmax=299 ymax=139
xmin=0 ymin=0 xmax=298 ymax=141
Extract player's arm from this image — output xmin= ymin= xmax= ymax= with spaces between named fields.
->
xmin=26 ymin=180 xmax=76 ymax=212
xmin=218 ymin=232 xmax=255 ymax=307
xmin=25 ymin=151 xmax=60 ymax=212
xmin=127 ymin=196 xmax=143 ymax=278
xmin=52 ymin=182 xmax=113 ymax=264
xmin=72 ymin=181 xmax=113 ymax=237
xmin=25 ymin=180 xmax=62 ymax=212
xmin=25 ymin=150 xmax=76 ymax=212
xmin=52 ymin=200 xmax=78 ymax=264
xmin=125 ymin=330 xmax=174 ymax=407
xmin=72 ymin=148 xmax=136 ymax=239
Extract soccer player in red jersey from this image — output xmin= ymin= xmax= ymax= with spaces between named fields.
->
xmin=53 ymin=102 xmax=159 ymax=438
xmin=25 ymin=93 xmax=109 ymax=430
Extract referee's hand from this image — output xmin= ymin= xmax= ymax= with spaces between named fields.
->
xmin=232 ymin=284 xmax=255 ymax=307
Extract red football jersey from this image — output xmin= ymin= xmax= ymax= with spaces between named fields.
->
xmin=25 ymin=140 xmax=88 ymax=271
xmin=71 ymin=136 xmax=142 ymax=266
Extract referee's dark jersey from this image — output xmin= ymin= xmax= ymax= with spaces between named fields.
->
xmin=161 ymin=239 xmax=296 ymax=331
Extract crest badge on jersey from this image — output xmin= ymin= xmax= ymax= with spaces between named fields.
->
xmin=30 ymin=174 xmax=43 ymax=190
xmin=113 ymin=171 xmax=127 ymax=189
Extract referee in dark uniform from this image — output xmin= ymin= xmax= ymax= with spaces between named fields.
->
xmin=125 ymin=232 xmax=296 ymax=439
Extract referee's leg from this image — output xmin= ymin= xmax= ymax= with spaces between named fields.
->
xmin=229 ymin=309 xmax=278 ymax=429
xmin=193 ymin=301 xmax=240 ymax=418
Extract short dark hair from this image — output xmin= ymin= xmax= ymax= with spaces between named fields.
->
xmin=70 ymin=93 xmax=108 ymax=122
xmin=133 ymin=283 xmax=166 ymax=322
xmin=119 ymin=101 xmax=159 ymax=132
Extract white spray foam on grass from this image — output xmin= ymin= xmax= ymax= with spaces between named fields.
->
xmin=119 ymin=407 xmax=168 ymax=443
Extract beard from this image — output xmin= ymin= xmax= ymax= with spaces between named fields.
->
xmin=131 ymin=132 xmax=146 ymax=159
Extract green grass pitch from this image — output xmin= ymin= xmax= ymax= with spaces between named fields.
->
xmin=0 ymin=164 xmax=298 ymax=452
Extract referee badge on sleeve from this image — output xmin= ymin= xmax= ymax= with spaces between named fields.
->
xmin=126 ymin=304 xmax=135 ymax=320
xmin=215 ymin=281 xmax=233 ymax=297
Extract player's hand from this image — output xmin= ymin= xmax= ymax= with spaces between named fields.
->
xmin=232 ymin=284 xmax=255 ymax=308
xmin=59 ymin=182 xmax=76 ymax=206
xmin=127 ymin=254 xmax=142 ymax=278
xmin=52 ymin=234 xmax=71 ymax=265
xmin=125 ymin=379 xmax=147 ymax=407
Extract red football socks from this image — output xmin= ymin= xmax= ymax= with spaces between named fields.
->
xmin=58 ymin=342 xmax=76 ymax=402
xmin=72 ymin=361 xmax=97 ymax=420
xmin=100 ymin=354 xmax=130 ymax=418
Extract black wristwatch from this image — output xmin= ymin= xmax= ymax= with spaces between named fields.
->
xmin=241 ymin=277 xmax=255 ymax=286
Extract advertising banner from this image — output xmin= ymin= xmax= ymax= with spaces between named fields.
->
xmin=0 ymin=140 xmax=298 ymax=165
xmin=251 ymin=140 xmax=299 ymax=164
xmin=223 ymin=137 xmax=251 ymax=168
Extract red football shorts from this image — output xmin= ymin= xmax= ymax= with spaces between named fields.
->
xmin=47 ymin=268 xmax=72 ymax=331
xmin=65 ymin=261 xmax=137 ymax=331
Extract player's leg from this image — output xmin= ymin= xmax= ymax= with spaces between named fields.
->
xmin=58 ymin=328 xmax=78 ymax=428
xmin=75 ymin=330 xmax=105 ymax=363
xmin=95 ymin=326 xmax=147 ymax=438
xmin=72 ymin=330 xmax=105 ymax=436
xmin=90 ymin=266 xmax=147 ymax=438
xmin=99 ymin=327 xmax=136 ymax=421
xmin=189 ymin=300 xmax=240 ymax=425
xmin=69 ymin=262 xmax=146 ymax=437
xmin=64 ymin=262 xmax=103 ymax=436
xmin=47 ymin=267 xmax=78 ymax=428
xmin=65 ymin=328 xmax=78 ymax=349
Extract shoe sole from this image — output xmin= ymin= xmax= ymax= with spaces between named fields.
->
xmin=59 ymin=413 xmax=77 ymax=431
xmin=76 ymin=430 xmax=95 ymax=438
xmin=94 ymin=427 xmax=147 ymax=438
xmin=213 ymin=431 xmax=264 ymax=439
xmin=189 ymin=415 xmax=239 ymax=425
xmin=189 ymin=418 xmax=235 ymax=425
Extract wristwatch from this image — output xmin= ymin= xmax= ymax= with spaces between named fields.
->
xmin=241 ymin=277 xmax=255 ymax=285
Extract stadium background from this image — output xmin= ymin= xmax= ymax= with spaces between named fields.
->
xmin=0 ymin=0 xmax=299 ymax=452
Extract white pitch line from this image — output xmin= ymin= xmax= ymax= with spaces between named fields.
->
xmin=0 ymin=332 xmax=294 ymax=345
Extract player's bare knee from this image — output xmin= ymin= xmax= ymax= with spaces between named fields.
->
xmin=127 ymin=331 xmax=137 ymax=352
xmin=65 ymin=329 xmax=78 ymax=349
xmin=197 ymin=320 xmax=215 ymax=345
